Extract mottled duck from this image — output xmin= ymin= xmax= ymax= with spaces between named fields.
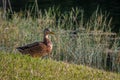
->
xmin=16 ymin=28 xmax=54 ymax=57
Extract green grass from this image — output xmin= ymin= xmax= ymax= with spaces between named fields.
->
xmin=0 ymin=52 xmax=120 ymax=80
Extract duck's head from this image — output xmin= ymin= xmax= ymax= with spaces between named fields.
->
xmin=44 ymin=28 xmax=54 ymax=35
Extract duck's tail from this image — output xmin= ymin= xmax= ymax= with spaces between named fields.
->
xmin=16 ymin=47 xmax=24 ymax=53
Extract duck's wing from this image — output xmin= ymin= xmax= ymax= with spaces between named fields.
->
xmin=16 ymin=42 xmax=48 ymax=55
xmin=16 ymin=42 xmax=40 ymax=50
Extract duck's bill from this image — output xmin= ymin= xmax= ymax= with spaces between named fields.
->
xmin=49 ymin=32 xmax=54 ymax=34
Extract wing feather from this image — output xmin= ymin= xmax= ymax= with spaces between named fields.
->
xmin=16 ymin=42 xmax=39 ymax=50
xmin=16 ymin=42 xmax=48 ymax=56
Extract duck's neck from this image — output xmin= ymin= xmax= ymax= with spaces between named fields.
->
xmin=44 ymin=34 xmax=48 ymax=39
xmin=43 ymin=34 xmax=51 ymax=45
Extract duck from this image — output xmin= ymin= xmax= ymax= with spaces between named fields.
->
xmin=16 ymin=28 xmax=54 ymax=57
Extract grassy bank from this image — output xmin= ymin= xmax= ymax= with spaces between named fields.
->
xmin=0 ymin=7 xmax=120 ymax=72
xmin=0 ymin=52 xmax=120 ymax=80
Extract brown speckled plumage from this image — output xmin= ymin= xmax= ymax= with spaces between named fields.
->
xmin=16 ymin=28 xmax=54 ymax=57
